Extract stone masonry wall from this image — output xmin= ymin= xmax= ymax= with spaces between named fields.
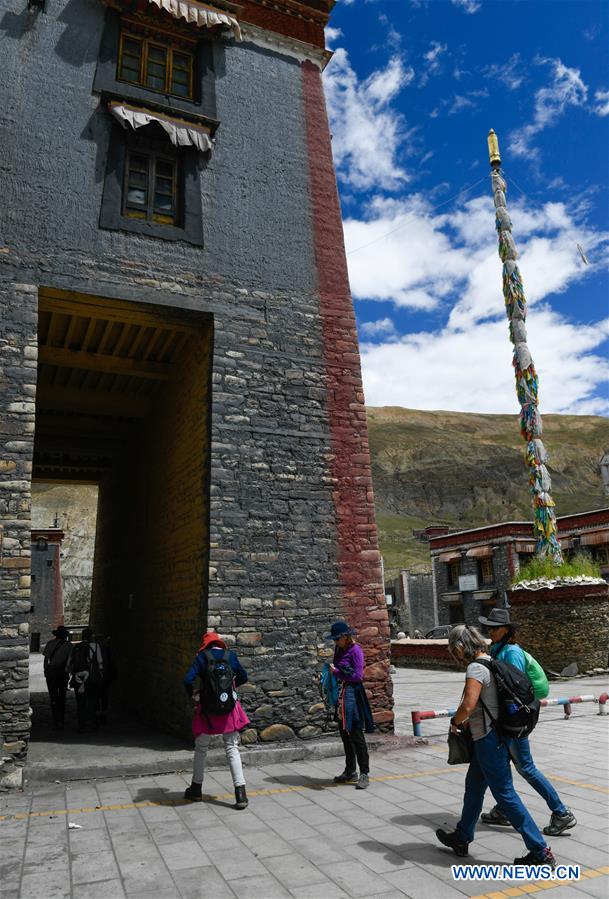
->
xmin=509 ymin=583 xmax=609 ymax=672
xmin=0 ymin=283 xmax=37 ymax=789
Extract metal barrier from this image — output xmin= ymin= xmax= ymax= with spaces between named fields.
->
xmin=411 ymin=693 xmax=608 ymax=736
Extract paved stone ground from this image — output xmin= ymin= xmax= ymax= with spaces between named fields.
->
xmin=2 ymin=668 xmax=607 ymax=899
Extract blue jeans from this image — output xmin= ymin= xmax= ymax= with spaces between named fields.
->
xmin=506 ymin=737 xmax=567 ymax=815
xmin=456 ymin=729 xmax=547 ymax=855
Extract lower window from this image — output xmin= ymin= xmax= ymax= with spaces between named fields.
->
xmin=100 ymin=125 xmax=204 ymax=246
xmin=124 ymin=151 xmax=179 ymax=225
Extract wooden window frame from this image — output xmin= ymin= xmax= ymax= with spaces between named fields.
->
xmin=123 ymin=149 xmax=179 ymax=226
xmin=479 ymin=557 xmax=494 ymax=585
xmin=447 ymin=560 xmax=460 ymax=586
xmin=118 ymin=30 xmax=194 ymax=101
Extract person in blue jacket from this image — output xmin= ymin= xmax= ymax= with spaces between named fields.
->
xmin=478 ymin=608 xmax=576 ymax=837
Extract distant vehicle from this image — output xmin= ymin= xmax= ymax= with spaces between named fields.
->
xmin=424 ymin=625 xmax=452 ymax=639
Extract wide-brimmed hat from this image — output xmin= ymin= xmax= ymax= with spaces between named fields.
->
xmin=325 ymin=621 xmax=356 ymax=641
xmin=478 ymin=608 xmax=513 ymax=628
xmin=52 ymin=625 xmax=70 ymax=639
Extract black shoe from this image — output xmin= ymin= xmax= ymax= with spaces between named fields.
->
xmin=481 ymin=807 xmax=511 ymax=827
xmin=543 ymin=809 xmax=576 ymax=836
xmin=184 ymin=782 xmax=203 ymax=802
xmin=355 ymin=774 xmax=369 ymax=790
xmin=333 ymin=770 xmax=358 ymax=784
xmin=234 ymin=785 xmax=248 ymax=810
xmin=513 ymin=848 xmax=556 ymax=869
xmin=436 ymin=828 xmax=468 ymax=858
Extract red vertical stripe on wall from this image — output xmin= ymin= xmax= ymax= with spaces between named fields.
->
xmin=301 ymin=60 xmax=393 ymax=727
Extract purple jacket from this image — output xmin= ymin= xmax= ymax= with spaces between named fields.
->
xmin=333 ymin=642 xmax=364 ymax=684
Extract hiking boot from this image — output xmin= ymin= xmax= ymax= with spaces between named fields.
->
xmin=481 ymin=806 xmax=511 ymax=827
xmin=184 ymin=782 xmax=203 ymax=802
xmin=435 ymin=828 xmax=468 ymax=858
xmin=514 ymin=848 xmax=556 ymax=869
xmin=333 ymin=770 xmax=358 ymax=784
xmin=234 ymin=786 xmax=248 ymax=810
xmin=355 ymin=774 xmax=369 ymax=790
xmin=543 ymin=809 xmax=576 ymax=836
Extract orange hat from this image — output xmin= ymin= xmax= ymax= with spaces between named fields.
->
xmin=199 ymin=631 xmax=227 ymax=653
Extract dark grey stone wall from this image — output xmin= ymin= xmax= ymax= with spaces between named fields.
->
xmin=0 ymin=0 xmax=382 ymax=779
xmin=0 ymin=283 xmax=37 ymax=789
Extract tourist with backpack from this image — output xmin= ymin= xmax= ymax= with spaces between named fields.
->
xmin=42 ymin=625 xmax=72 ymax=730
xmin=326 ymin=621 xmax=374 ymax=790
xmin=183 ymin=631 xmax=250 ymax=810
xmin=478 ymin=608 xmax=576 ymax=837
xmin=68 ymin=627 xmax=104 ymax=731
xmin=435 ymin=624 xmax=557 ymax=868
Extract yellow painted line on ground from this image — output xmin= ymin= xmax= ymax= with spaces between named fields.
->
xmin=546 ymin=773 xmax=609 ymax=795
xmin=2 ymin=767 xmax=606 ymax=824
xmin=469 ymin=866 xmax=609 ymax=899
xmin=0 ymin=766 xmax=455 ymax=823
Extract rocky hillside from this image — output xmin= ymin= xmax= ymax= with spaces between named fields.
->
xmin=368 ymin=407 xmax=609 ymax=576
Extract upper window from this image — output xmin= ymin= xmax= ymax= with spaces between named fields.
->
xmin=118 ymin=31 xmax=194 ymax=99
xmin=123 ymin=149 xmax=179 ymax=225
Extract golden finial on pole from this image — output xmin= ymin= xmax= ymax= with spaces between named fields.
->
xmin=487 ymin=128 xmax=501 ymax=168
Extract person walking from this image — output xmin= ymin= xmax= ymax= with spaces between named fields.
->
xmin=436 ymin=624 xmax=556 ymax=868
xmin=327 ymin=621 xmax=374 ymax=791
xmin=183 ymin=631 xmax=250 ymax=810
xmin=68 ymin=627 xmax=104 ymax=731
xmin=42 ymin=625 xmax=72 ymax=730
xmin=478 ymin=608 xmax=576 ymax=837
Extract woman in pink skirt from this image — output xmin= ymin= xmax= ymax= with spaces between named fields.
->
xmin=183 ymin=631 xmax=250 ymax=809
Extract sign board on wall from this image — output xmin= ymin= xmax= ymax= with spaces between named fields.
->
xmin=459 ymin=574 xmax=478 ymax=592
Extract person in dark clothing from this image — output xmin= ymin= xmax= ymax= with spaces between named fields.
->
xmin=326 ymin=621 xmax=374 ymax=790
xmin=43 ymin=626 xmax=72 ymax=730
xmin=97 ymin=637 xmax=118 ymax=724
xmin=68 ymin=628 xmax=104 ymax=731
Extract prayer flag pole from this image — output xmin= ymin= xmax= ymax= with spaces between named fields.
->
xmin=487 ymin=129 xmax=563 ymax=563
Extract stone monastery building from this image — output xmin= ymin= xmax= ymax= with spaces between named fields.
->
xmin=0 ymin=0 xmax=392 ymax=786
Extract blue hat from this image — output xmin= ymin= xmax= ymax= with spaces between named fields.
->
xmin=325 ymin=621 xmax=356 ymax=640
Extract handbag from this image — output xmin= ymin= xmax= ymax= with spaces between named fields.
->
xmin=447 ymin=725 xmax=473 ymax=765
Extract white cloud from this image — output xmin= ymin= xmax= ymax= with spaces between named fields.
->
xmin=360 ymin=310 xmax=609 ymax=414
xmin=509 ymin=58 xmax=588 ymax=160
xmin=324 ymin=26 xmax=343 ymax=48
xmin=448 ymin=94 xmax=475 ymax=115
xmin=484 ymin=53 xmax=526 ymax=91
xmin=323 ymin=50 xmax=414 ymax=190
xmin=359 ymin=317 xmax=398 ymax=339
xmin=594 ymin=89 xmax=609 ymax=117
xmin=420 ymin=41 xmax=447 ymax=86
xmin=451 ymin=0 xmax=482 ymax=13
xmin=347 ymin=189 xmax=609 ymax=413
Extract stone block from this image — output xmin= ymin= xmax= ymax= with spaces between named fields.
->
xmin=259 ymin=723 xmax=296 ymax=742
xmin=237 ymin=632 xmax=262 ymax=646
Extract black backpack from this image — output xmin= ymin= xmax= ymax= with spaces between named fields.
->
xmin=199 ymin=649 xmax=236 ymax=715
xmin=477 ymin=657 xmax=540 ymax=739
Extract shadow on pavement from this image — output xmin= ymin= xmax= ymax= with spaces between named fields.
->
xmin=262 ymin=774 xmax=329 ymax=790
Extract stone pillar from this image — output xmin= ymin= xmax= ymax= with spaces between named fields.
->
xmin=0 ymin=282 xmax=37 ymax=789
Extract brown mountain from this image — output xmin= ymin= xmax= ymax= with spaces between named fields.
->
xmin=367 ymin=407 xmax=609 ymax=576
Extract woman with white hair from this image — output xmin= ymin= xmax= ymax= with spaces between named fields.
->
xmin=435 ymin=624 xmax=556 ymax=868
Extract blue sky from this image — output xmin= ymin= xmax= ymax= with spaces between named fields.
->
xmin=322 ymin=0 xmax=609 ymax=415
